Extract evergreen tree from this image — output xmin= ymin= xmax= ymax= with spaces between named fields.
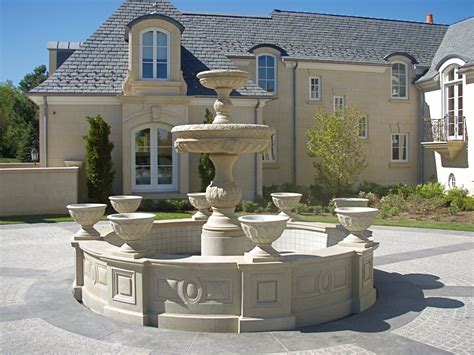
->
xmin=198 ymin=109 xmax=215 ymax=191
xmin=84 ymin=115 xmax=115 ymax=203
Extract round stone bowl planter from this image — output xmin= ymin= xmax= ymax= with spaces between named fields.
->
xmin=238 ymin=215 xmax=289 ymax=261
xmin=333 ymin=198 xmax=369 ymax=208
xmin=67 ymin=204 xmax=107 ymax=239
xmin=187 ymin=193 xmax=211 ymax=220
xmin=335 ymin=207 xmax=378 ymax=244
xmin=109 ymin=195 xmax=142 ymax=213
xmin=271 ymin=192 xmax=302 ymax=222
xmin=107 ymin=213 xmax=155 ymax=255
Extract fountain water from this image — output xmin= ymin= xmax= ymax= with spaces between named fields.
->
xmin=69 ymin=70 xmax=380 ymax=333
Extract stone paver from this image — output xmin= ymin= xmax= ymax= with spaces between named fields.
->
xmin=0 ymin=222 xmax=473 ymax=354
xmin=393 ymin=297 xmax=474 ymax=354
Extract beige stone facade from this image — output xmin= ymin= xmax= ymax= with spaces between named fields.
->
xmin=28 ymin=1 xmax=458 ymax=200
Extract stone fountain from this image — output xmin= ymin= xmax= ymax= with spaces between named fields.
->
xmin=69 ymin=70 xmax=380 ymax=333
xmin=172 ymin=70 xmax=274 ymax=256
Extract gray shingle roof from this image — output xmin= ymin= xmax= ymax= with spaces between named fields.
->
xmin=31 ymin=0 xmax=449 ymax=96
xmin=417 ymin=17 xmax=474 ymax=82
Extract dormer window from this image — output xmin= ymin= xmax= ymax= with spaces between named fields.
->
xmin=391 ymin=62 xmax=408 ymax=98
xmin=141 ymin=29 xmax=169 ymax=80
xmin=257 ymin=54 xmax=276 ymax=93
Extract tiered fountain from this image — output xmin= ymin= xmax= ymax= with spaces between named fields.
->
xmin=69 ymin=70 xmax=379 ymax=333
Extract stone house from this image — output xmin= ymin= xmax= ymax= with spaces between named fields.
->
xmin=28 ymin=0 xmax=469 ymax=200
xmin=419 ymin=18 xmax=474 ymax=194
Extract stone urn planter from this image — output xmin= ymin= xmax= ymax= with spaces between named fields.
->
xmin=67 ymin=204 xmax=107 ymax=239
xmin=271 ymin=192 xmax=302 ymax=222
xmin=109 ymin=195 xmax=143 ymax=213
xmin=239 ymin=215 xmax=289 ymax=262
xmin=335 ymin=207 xmax=378 ymax=247
xmin=187 ymin=193 xmax=211 ymax=220
xmin=333 ymin=198 xmax=369 ymax=208
xmin=107 ymin=213 xmax=155 ymax=258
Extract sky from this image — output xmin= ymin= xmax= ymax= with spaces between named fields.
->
xmin=1 ymin=0 xmax=473 ymax=85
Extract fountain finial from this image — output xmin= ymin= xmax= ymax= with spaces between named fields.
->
xmin=196 ymin=70 xmax=249 ymax=124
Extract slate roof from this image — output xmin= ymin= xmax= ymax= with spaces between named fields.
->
xmin=31 ymin=0 xmax=449 ymax=96
xmin=417 ymin=17 xmax=474 ymax=82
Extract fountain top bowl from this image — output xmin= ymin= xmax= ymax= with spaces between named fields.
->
xmin=335 ymin=207 xmax=378 ymax=215
xmin=238 ymin=214 xmax=290 ymax=224
xmin=109 ymin=195 xmax=142 ymax=200
xmin=67 ymin=203 xmax=107 ymax=210
xmin=197 ymin=70 xmax=249 ymax=90
xmin=107 ymin=213 xmax=156 ymax=223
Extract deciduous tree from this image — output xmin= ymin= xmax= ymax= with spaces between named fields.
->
xmin=306 ymin=106 xmax=367 ymax=197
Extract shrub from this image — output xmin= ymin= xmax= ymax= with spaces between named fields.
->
xmin=445 ymin=188 xmax=469 ymax=210
xmin=413 ymin=182 xmax=445 ymax=200
xmin=295 ymin=203 xmax=311 ymax=215
xmin=405 ymin=194 xmax=445 ymax=215
xmin=84 ymin=115 xmax=115 ymax=203
xmin=448 ymin=205 xmax=460 ymax=216
xmin=464 ymin=196 xmax=474 ymax=211
xmin=156 ymin=199 xmax=191 ymax=212
xmin=241 ymin=200 xmax=259 ymax=213
xmin=311 ymin=205 xmax=324 ymax=215
xmin=140 ymin=199 xmax=156 ymax=212
xmin=358 ymin=191 xmax=380 ymax=207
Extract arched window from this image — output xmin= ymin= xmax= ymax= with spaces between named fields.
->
xmin=141 ymin=29 xmax=169 ymax=80
xmin=391 ymin=62 xmax=408 ymax=98
xmin=257 ymin=54 xmax=276 ymax=93
xmin=443 ymin=65 xmax=464 ymax=140
xmin=132 ymin=125 xmax=177 ymax=191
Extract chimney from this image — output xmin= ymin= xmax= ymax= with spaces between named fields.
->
xmin=425 ymin=13 xmax=433 ymax=24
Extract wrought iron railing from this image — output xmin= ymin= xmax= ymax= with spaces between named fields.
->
xmin=424 ymin=116 xmax=467 ymax=142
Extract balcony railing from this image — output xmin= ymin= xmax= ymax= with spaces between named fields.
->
xmin=424 ymin=116 xmax=467 ymax=142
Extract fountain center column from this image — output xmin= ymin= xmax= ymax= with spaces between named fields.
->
xmin=172 ymin=70 xmax=275 ymax=256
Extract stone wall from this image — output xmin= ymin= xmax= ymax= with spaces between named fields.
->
xmin=0 ymin=167 xmax=79 ymax=216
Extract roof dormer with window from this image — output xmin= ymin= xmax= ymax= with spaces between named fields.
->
xmin=123 ymin=13 xmax=186 ymax=96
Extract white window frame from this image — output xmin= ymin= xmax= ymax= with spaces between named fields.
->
xmin=391 ymin=61 xmax=408 ymax=99
xmin=139 ymin=28 xmax=170 ymax=81
xmin=391 ymin=133 xmax=409 ymax=162
xmin=256 ymin=53 xmax=277 ymax=94
xmin=334 ymin=95 xmax=345 ymax=112
xmin=131 ymin=124 xmax=178 ymax=192
xmin=262 ymin=133 xmax=277 ymax=163
xmin=442 ymin=64 xmax=464 ymax=140
xmin=358 ymin=115 xmax=368 ymax=139
xmin=309 ymin=76 xmax=321 ymax=101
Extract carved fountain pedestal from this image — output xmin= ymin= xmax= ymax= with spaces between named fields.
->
xmin=172 ymin=70 xmax=275 ymax=256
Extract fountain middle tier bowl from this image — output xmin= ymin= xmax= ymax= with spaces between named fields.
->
xmin=172 ymin=124 xmax=275 ymax=154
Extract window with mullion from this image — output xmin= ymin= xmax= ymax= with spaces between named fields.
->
xmin=309 ymin=77 xmax=321 ymax=100
xmin=141 ymin=30 xmax=168 ymax=80
xmin=391 ymin=133 xmax=408 ymax=162
xmin=257 ymin=55 xmax=276 ymax=93
xmin=391 ymin=62 xmax=408 ymax=98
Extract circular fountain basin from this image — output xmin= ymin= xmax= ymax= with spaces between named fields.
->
xmin=72 ymin=218 xmax=378 ymax=333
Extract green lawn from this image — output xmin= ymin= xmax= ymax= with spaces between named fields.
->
xmin=0 ymin=157 xmax=21 ymax=163
xmin=298 ymin=214 xmax=474 ymax=232
xmin=0 ymin=212 xmax=192 ymax=225
xmin=0 ymin=211 xmax=472 ymax=232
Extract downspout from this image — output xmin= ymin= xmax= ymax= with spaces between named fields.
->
xmin=254 ymin=99 xmax=263 ymax=199
xmin=292 ymin=61 xmax=299 ymax=185
xmin=43 ymin=96 xmax=49 ymax=167
xmin=419 ymin=90 xmax=425 ymax=183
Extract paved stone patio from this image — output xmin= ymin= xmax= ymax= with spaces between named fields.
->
xmin=0 ymin=222 xmax=472 ymax=354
